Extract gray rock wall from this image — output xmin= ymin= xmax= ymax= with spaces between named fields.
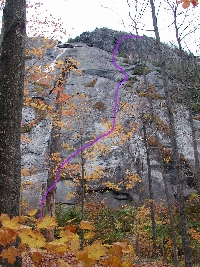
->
xmin=21 ymin=30 xmax=199 ymax=212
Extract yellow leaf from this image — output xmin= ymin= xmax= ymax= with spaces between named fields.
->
xmin=45 ymin=243 xmax=70 ymax=254
xmin=122 ymin=256 xmax=133 ymax=267
xmin=84 ymin=232 xmax=96 ymax=239
xmin=56 ymin=226 xmax=65 ymax=230
xmin=0 ymin=246 xmax=19 ymax=264
xmin=0 ymin=215 xmax=21 ymax=230
xmin=59 ymin=230 xmax=79 ymax=241
xmin=85 ymin=240 xmax=107 ymax=260
xmin=36 ymin=214 xmax=58 ymax=230
xmin=79 ymin=220 xmax=95 ymax=230
xmin=122 ymin=244 xmax=135 ymax=254
xmin=18 ymin=228 xmax=46 ymax=248
xmin=48 ymin=236 xmax=69 ymax=245
xmin=69 ymin=239 xmax=80 ymax=251
xmin=57 ymin=259 xmax=71 ymax=267
xmin=28 ymin=209 xmax=38 ymax=217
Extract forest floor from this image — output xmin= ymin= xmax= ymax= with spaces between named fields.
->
xmin=22 ymin=250 xmax=78 ymax=267
xmin=22 ymin=249 xmax=174 ymax=267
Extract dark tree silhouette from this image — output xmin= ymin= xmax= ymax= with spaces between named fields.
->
xmin=0 ymin=1 xmax=26 ymax=266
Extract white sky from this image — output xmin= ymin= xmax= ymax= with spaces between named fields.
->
xmin=1 ymin=0 xmax=200 ymax=55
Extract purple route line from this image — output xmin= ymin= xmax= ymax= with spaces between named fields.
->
xmin=39 ymin=34 xmax=142 ymax=219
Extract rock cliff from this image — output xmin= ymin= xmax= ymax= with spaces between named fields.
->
xmin=21 ymin=28 xmax=200 ymax=212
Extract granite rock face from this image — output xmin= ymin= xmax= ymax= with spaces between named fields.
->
xmin=21 ymin=28 xmax=200 ymax=211
xmin=77 ymin=27 xmax=180 ymax=62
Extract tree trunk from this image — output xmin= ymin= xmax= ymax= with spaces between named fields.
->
xmin=80 ymin=129 xmax=85 ymax=250
xmin=149 ymin=1 xmax=192 ymax=266
xmin=44 ymin=58 xmax=72 ymax=242
xmin=0 ymin=0 xmax=26 ymax=266
xmin=45 ymin=85 xmax=63 ymax=242
xmin=142 ymin=120 xmax=157 ymax=255
xmin=173 ymin=6 xmax=200 ymax=193
xmin=136 ymin=35 xmax=179 ymax=265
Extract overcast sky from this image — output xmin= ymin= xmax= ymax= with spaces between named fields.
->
xmin=1 ymin=0 xmax=200 ymax=55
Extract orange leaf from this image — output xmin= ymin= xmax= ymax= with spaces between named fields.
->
xmin=65 ymin=225 xmax=76 ymax=233
xmin=45 ymin=243 xmax=70 ymax=254
xmin=76 ymin=250 xmax=96 ymax=266
xmin=182 ymin=1 xmax=190 ymax=8
xmin=0 ymin=228 xmax=17 ymax=247
xmin=31 ymin=252 xmax=43 ymax=267
xmin=191 ymin=0 xmax=198 ymax=6
xmin=107 ymin=244 xmax=123 ymax=258
xmin=18 ymin=243 xmax=27 ymax=253
xmin=102 ymin=255 xmax=122 ymax=267
xmin=0 ymin=246 xmax=19 ymax=264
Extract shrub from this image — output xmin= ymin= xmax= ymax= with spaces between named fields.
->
xmin=151 ymin=60 xmax=161 ymax=67
xmin=55 ymin=204 xmax=82 ymax=227
xmin=33 ymin=81 xmax=50 ymax=89
xmin=85 ymin=78 xmax=97 ymax=87
xmin=120 ymin=53 xmax=128 ymax=58
xmin=21 ymin=124 xmax=33 ymax=133
xmin=133 ymin=65 xmax=151 ymax=75
xmin=55 ymin=203 xmax=135 ymax=244
xmin=133 ymin=60 xmax=140 ymax=64
xmin=123 ymin=58 xmax=131 ymax=64
xmin=124 ymin=79 xmax=134 ymax=88
xmin=84 ymin=203 xmax=135 ymax=244
xmin=67 ymin=36 xmax=79 ymax=43
xmin=94 ymin=101 xmax=106 ymax=112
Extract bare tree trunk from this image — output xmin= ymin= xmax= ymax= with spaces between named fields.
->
xmin=149 ymin=1 xmax=192 ymax=266
xmin=142 ymin=120 xmax=157 ymax=255
xmin=0 ymin=0 xmax=26 ymax=266
xmin=80 ymin=129 xmax=85 ymax=250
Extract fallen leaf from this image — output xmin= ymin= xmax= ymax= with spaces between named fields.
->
xmin=0 ymin=246 xmax=19 ymax=264
xmin=58 ymin=259 xmax=71 ymax=267
xmin=79 ymin=221 xmax=95 ymax=230
xmin=36 ymin=214 xmax=58 ymax=230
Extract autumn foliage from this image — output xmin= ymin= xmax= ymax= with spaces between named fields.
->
xmin=1 ymin=194 xmax=200 ymax=266
xmin=1 ymin=1 xmax=200 ymax=266
xmin=177 ymin=0 xmax=198 ymax=8
xmin=0 ymin=211 xmax=135 ymax=266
